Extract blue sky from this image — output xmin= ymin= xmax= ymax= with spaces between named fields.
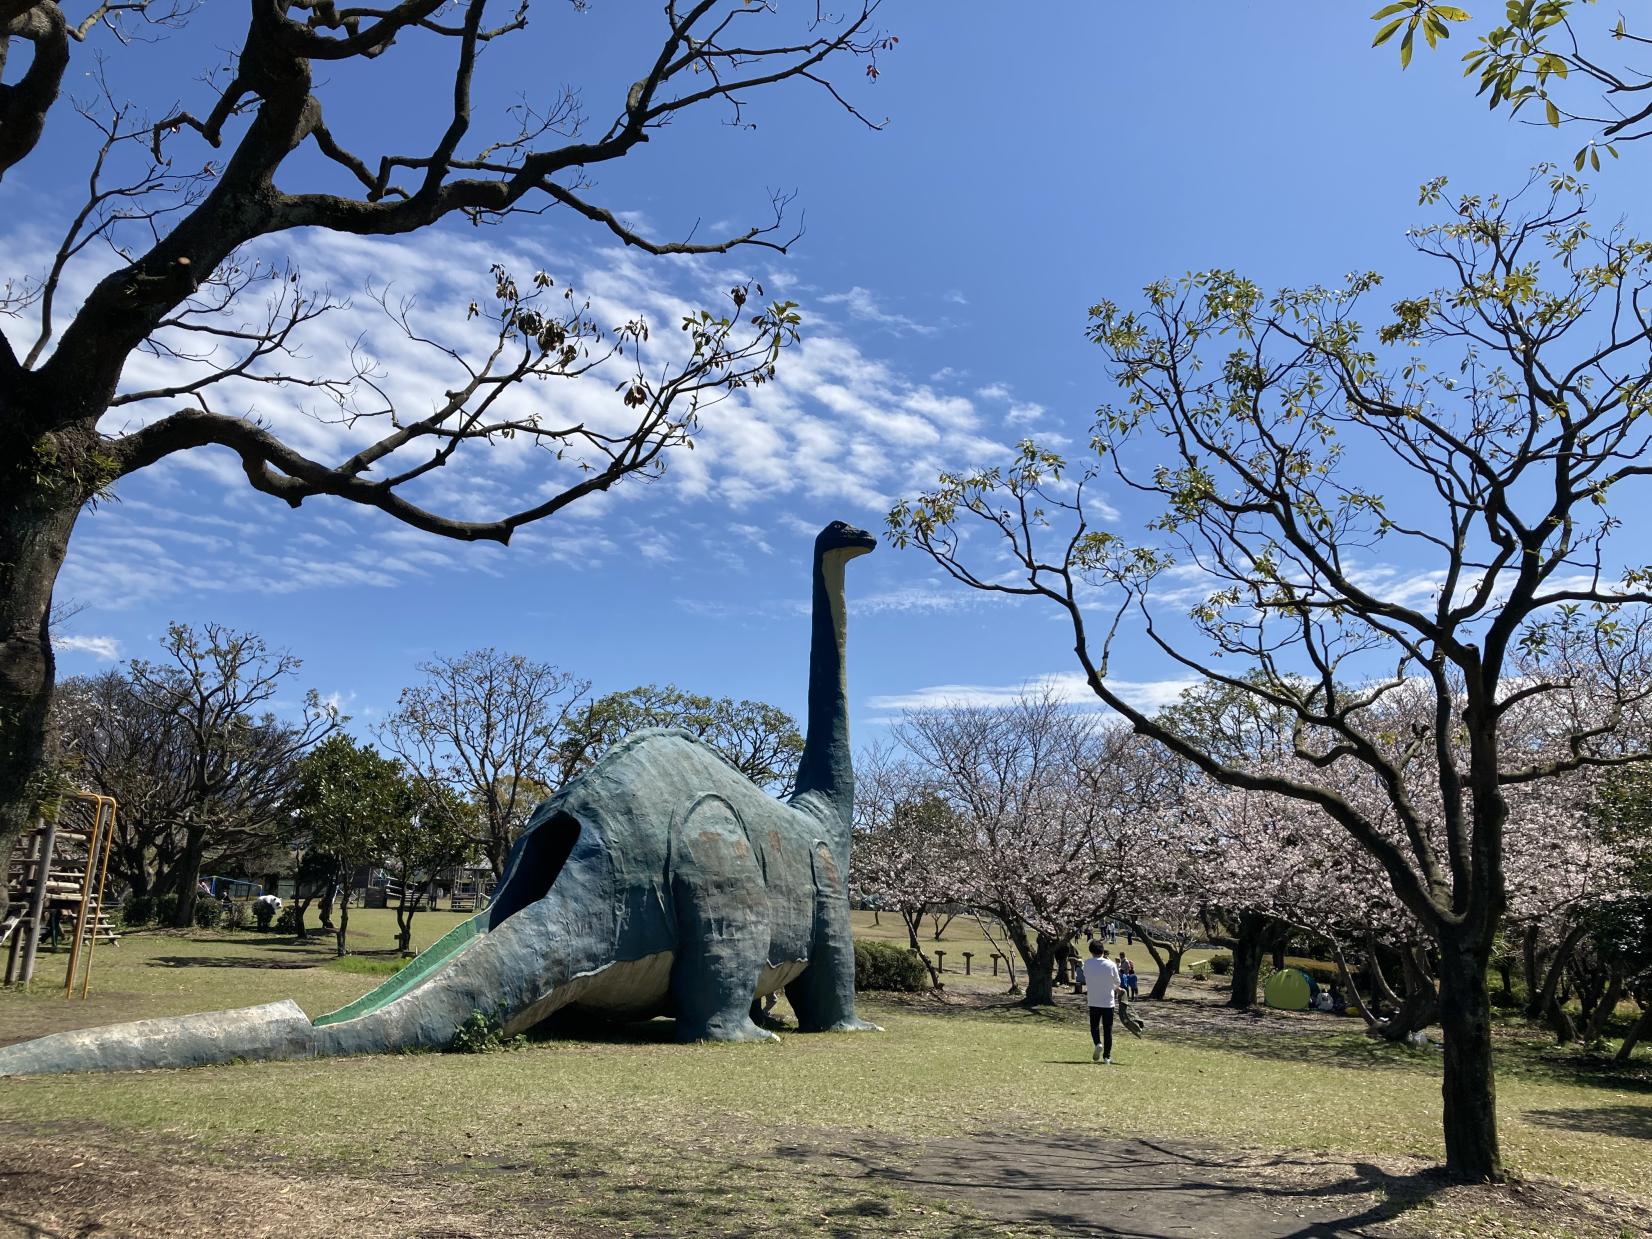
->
xmin=10 ymin=3 xmax=1648 ymax=743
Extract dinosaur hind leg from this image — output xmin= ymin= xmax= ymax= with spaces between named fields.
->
xmin=786 ymin=842 xmax=881 ymax=1034
xmin=669 ymin=798 xmax=776 ymax=1043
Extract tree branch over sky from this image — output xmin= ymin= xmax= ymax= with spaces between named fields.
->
xmin=0 ymin=0 xmax=891 ymax=921
xmin=1374 ymin=1 xmax=1652 ymax=171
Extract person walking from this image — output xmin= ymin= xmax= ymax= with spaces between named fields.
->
xmin=1081 ymin=940 xmax=1122 ymax=1064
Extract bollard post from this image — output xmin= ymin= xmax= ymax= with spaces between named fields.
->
xmin=935 ymin=950 xmax=945 ymax=974
xmin=962 ymin=952 xmax=974 ymax=975
xmin=992 ymin=953 xmax=1003 ymax=976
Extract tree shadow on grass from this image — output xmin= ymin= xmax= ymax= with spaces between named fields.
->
xmin=145 ymin=955 xmax=319 ymax=970
xmin=428 ymin=1137 xmax=923 ymax=1239
xmin=772 ymin=1131 xmax=1452 ymax=1238
xmin=1522 ymin=1103 xmax=1652 ymax=1140
xmin=0 ymin=1205 xmax=69 ymax=1239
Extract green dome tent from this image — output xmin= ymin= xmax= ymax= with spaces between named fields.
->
xmin=1264 ymin=967 xmax=1312 ymax=1011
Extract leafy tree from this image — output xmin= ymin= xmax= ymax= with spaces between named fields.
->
xmin=1373 ymin=1 xmax=1646 ymax=173
xmin=381 ymin=783 xmax=476 ymax=953
xmin=291 ymin=733 xmax=408 ymax=957
xmin=558 ymin=683 xmax=805 ymax=793
xmin=891 ymin=178 xmax=1652 ymax=1181
xmin=383 ymin=648 xmax=587 ymax=877
xmin=0 ymin=1 xmax=891 ymax=922
xmin=55 ymin=623 xmax=336 ymax=923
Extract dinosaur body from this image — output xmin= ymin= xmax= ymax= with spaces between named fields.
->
xmin=0 ymin=522 xmax=877 ymax=1075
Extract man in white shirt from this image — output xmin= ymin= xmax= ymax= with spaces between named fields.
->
xmin=1081 ymin=940 xmax=1122 ymax=1063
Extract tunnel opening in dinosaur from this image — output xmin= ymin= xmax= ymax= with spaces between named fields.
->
xmin=487 ymin=811 xmax=581 ymax=930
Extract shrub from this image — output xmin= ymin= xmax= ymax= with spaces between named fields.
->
xmin=154 ymin=894 xmax=179 ymax=927
xmin=223 ymin=900 xmax=248 ymax=931
xmin=121 ymin=894 xmax=154 ymax=927
xmin=447 ymin=1006 xmax=523 ymax=1054
xmin=1208 ymin=952 xmax=1232 ymax=976
xmin=275 ymin=906 xmax=297 ymax=934
xmin=1292 ymin=960 xmax=1342 ymax=988
xmin=193 ymin=899 xmax=223 ymax=930
xmin=853 ymin=939 xmax=931 ymax=992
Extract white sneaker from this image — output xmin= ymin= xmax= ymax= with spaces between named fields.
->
xmin=1092 ymin=1043 xmax=1101 ymax=1062
xmin=1103 ymin=1056 xmax=1112 ymax=1065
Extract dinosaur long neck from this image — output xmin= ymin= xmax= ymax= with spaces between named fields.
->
xmin=794 ymin=546 xmax=853 ymax=824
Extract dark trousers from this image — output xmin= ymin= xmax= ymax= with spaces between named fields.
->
xmin=1088 ymin=1005 xmax=1114 ymax=1058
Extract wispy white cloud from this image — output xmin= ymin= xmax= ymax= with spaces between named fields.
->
xmin=818 ymin=286 xmax=936 ymax=336
xmin=865 ymin=672 xmax=1198 ymax=714
xmin=54 ymin=634 xmax=122 ymax=661
xmin=23 ymin=222 xmax=1033 ymax=613
xmin=729 ymin=523 xmax=775 ymax=555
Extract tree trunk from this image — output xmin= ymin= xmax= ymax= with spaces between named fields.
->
xmin=394 ymin=870 xmax=416 ymax=954
xmin=1020 ymin=935 xmax=1061 ymax=1007
xmin=1133 ymin=921 xmax=1181 ymax=1000
xmin=317 ymin=875 xmax=337 ymax=930
xmin=334 ymin=883 xmax=351 ymax=957
xmin=0 ymin=495 xmax=79 ymax=925
xmin=1521 ymin=922 xmax=1541 ymax=1013
xmin=1435 ymin=929 xmax=1503 ymax=1183
xmin=1005 ymin=920 xmax=1063 ymax=1007
xmin=171 ymin=824 xmax=208 ymax=927
xmin=1527 ymin=919 xmax=1586 ymax=1027
xmin=903 ymin=910 xmax=923 ymax=953
xmin=1614 ymin=1001 xmax=1651 ymax=1064
xmin=1271 ymin=943 xmax=1286 ymax=971
xmin=1583 ymin=970 xmax=1624 ymax=1046
xmin=1227 ymin=915 xmax=1271 ymax=1010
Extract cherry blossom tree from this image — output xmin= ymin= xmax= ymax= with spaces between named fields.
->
xmin=895 ymin=692 xmax=1148 ymax=1006
xmin=848 ymin=743 xmax=962 ymax=988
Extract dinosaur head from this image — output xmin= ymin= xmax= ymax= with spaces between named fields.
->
xmin=816 ymin=520 xmax=877 ymax=560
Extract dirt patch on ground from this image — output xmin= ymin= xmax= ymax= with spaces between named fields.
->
xmin=0 ymin=1125 xmax=569 ymax=1239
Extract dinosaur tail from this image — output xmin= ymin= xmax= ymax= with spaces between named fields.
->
xmin=0 ymin=812 xmax=597 ymax=1077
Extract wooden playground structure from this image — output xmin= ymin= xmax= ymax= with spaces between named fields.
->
xmin=2 ymin=792 xmax=119 ymax=995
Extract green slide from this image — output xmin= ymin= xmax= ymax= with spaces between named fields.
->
xmin=314 ymin=913 xmax=488 ymax=1026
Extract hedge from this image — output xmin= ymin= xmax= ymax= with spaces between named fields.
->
xmin=853 ymin=939 xmax=930 ymax=992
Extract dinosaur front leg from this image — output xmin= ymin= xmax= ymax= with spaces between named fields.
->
xmin=787 ymin=841 xmax=882 ymax=1034
xmin=669 ymin=801 xmax=778 ymax=1043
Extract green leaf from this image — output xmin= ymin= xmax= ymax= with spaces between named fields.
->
xmin=1574 ymin=146 xmax=1588 ymax=172
xmin=1590 ymin=146 xmax=1601 ymax=171
xmin=1370 ymin=1 xmax=1414 ymax=17
xmin=1373 ymin=15 xmax=1408 ymax=45
xmin=1401 ymin=26 xmax=1415 ymax=67
xmin=1432 ymin=5 xmax=1471 ymax=19
xmin=1544 ymin=97 xmax=1560 ymax=126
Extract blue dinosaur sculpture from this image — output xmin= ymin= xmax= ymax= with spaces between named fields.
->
xmin=0 ymin=522 xmax=879 ymax=1075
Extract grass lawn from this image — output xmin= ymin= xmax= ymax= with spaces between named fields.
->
xmin=1 ymin=910 xmax=1649 ymax=1237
